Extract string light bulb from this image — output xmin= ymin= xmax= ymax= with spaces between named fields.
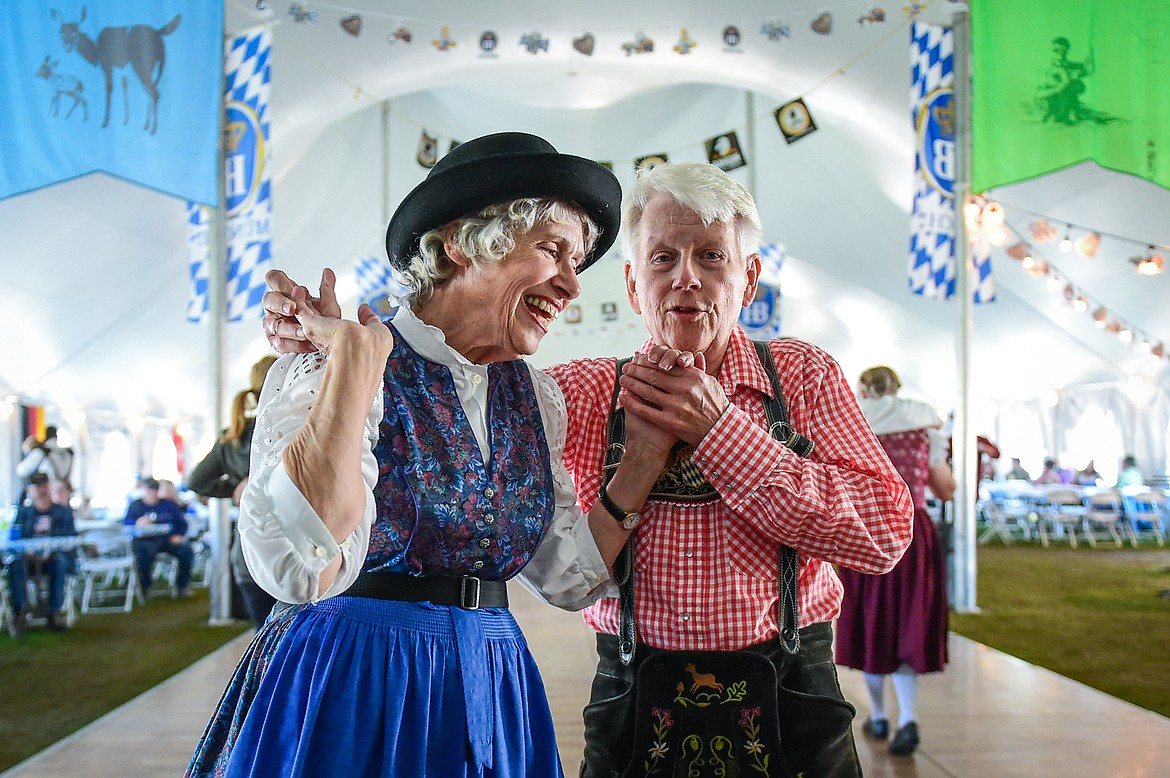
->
xmin=1059 ymin=227 xmax=1072 ymax=252
xmin=981 ymin=202 xmax=1005 ymax=228
xmin=1133 ymin=247 xmax=1165 ymax=275
xmin=1073 ymin=295 xmax=1089 ymax=313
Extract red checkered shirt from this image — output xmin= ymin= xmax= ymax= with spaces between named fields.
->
xmin=545 ymin=328 xmax=912 ymax=651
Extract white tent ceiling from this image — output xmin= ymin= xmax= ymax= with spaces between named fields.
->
xmin=2 ymin=0 xmax=1168 ymax=460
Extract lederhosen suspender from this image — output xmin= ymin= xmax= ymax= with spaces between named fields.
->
xmin=604 ymin=341 xmax=814 ymax=665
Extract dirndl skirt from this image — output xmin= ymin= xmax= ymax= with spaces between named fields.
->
xmin=201 ymin=595 xmax=563 ymax=778
xmin=834 ymin=508 xmax=949 ymax=675
xmin=187 ymin=601 xmax=304 ymax=778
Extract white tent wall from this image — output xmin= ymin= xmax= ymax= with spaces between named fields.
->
xmin=3 ymin=1 xmax=1169 ymax=508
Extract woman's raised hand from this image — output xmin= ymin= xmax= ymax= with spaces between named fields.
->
xmin=296 ymin=302 xmax=393 ymax=362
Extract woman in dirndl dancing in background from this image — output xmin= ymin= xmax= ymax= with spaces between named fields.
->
xmin=835 ymin=366 xmax=956 ymax=757
xmin=186 ymin=132 xmax=625 ymax=777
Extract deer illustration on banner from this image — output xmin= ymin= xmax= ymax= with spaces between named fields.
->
xmin=0 ymin=1 xmax=222 ymax=205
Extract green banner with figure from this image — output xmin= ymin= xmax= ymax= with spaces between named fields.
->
xmin=971 ymin=0 xmax=1170 ymax=192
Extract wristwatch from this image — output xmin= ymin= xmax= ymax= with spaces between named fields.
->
xmin=598 ymin=484 xmax=644 ymax=530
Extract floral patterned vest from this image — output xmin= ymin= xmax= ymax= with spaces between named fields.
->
xmin=364 ymin=329 xmax=555 ymax=580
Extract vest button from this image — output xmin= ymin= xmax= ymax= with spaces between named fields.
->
xmin=479 ymin=537 xmax=492 ymax=548
xmin=484 ymin=514 xmax=495 ymax=525
xmin=472 ymin=560 xmax=485 ymax=570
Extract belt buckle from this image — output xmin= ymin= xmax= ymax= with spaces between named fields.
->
xmin=459 ymin=576 xmax=481 ymax=610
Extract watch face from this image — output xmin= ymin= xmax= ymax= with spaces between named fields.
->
xmin=621 ymin=512 xmax=644 ymax=530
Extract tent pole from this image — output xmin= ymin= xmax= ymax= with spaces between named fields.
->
xmin=381 ymin=100 xmax=392 ymax=226
xmin=744 ymin=89 xmax=757 ymax=200
xmin=207 ymin=27 xmax=232 ymax=626
xmin=951 ymin=10 xmax=979 ymax=614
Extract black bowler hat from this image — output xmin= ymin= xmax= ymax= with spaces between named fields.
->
xmin=385 ymin=132 xmax=622 ymax=273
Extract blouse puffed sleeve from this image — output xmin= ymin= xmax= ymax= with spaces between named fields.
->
xmin=515 ymin=365 xmax=612 ymax=611
xmin=237 ymin=352 xmax=381 ymax=603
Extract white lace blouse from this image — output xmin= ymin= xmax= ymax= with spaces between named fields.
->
xmin=237 ymin=305 xmax=611 ymax=609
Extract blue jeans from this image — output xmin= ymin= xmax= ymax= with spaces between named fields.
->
xmin=133 ymin=537 xmax=194 ymax=592
xmin=6 ymin=552 xmax=73 ymax=613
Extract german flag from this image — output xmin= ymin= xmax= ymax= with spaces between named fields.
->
xmin=20 ymin=403 xmax=45 ymax=442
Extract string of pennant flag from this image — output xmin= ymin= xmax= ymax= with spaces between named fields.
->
xmin=251 ymin=0 xmax=927 ymax=52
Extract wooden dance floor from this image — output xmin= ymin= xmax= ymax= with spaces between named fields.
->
xmin=3 ymin=588 xmax=1168 ymax=777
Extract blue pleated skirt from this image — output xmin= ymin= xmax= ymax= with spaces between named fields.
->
xmin=198 ymin=595 xmax=563 ymax=778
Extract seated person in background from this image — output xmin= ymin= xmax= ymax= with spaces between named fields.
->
xmin=157 ymin=479 xmax=187 ymax=508
xmin=5 ymin=473 xmax=77 ymax=633
xmin=1074 ymin=460 xmax=1103 ymax=487
xmin=123 ymin=477 xmax=194 ymax=598
xmin=1034 ymin=458 xmax=1063 ymax=485
xmin=1006 ymin=457 xmax=1031 ymax=481
xmin=1116 ymin=455 xmax=1144 ymax=489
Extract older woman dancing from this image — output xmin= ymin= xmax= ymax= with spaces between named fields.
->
xmin=187 ymin=133 xmax=634 ymax=777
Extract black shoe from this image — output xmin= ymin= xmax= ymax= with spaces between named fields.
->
xmin=45 ymin=613 xmax=68 ymax=632
xmin=862 ymin=717 xmax=889 ymax=740
xmin=889 ymin=722 xmax=920 ymax=756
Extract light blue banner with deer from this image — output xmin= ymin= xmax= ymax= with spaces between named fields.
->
xmin=0 ymin=2 xmax=222 ymax=205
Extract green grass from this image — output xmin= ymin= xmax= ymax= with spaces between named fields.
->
xmin=950 ymin=544 xmax=1170 ymax=718
xmin=0 ymin=588 xmax=249 ymax=772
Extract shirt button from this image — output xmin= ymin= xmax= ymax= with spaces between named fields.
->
xmin=683 ymin=550 xmax=694 ymax=558
xmin=472 ymin=560 xmax=485 ymax=570
xmin=472 ymin=374 xmax=483 ymax=385
xmin=681 ymin=613 xmax=691 ymax=622
xmin=484 ymin=514 xmax=495 ymax=525
xmin=479 ymin=538 xmax=492 ymax=548
xmin=484 ymin=487 xmax=495 ymax=498
xmin=313 ymin=546 xmax=326 ymax=559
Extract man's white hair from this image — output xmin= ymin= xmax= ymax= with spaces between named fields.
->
xmin=621 ymin=162 xmax=762 ymax=262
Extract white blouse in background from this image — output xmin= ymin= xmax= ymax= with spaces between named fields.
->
xmin=237 ymin=305 xmax=610 ymax=609
xmin=858 ymin=394 xmax=950 ymax=468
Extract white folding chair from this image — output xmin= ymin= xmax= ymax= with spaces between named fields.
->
xmin=0 ymin=574 xmax=17 ymax=637
xmin=1082 ymin=489 xmax=1125 ymax=547
xmin=1036 ymin=487 xmax=1085 ymax=547
xmin=78 ymin=528 xmax=143 ymax=613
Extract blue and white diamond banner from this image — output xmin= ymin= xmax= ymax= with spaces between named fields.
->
xmin=970 ymin=237 xmax=996 ymax=304
xmin=739 ymin=243 xmax=784 ymax=339
xmin=908 ymin=22 xmax=956 ymax=300
xmin=355 ymin=256 xmax=411 ymax=318
xmin=186 ymin=203 xmax=210 ymax=322
xmin=187 ymin=27 xmax=272 ymax=323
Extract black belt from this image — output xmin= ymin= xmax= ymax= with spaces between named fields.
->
xmin=345 ymin=570 xmax=508 ymax=610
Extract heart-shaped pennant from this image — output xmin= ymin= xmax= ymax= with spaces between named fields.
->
xmin=340 ymin=14 xmax=362 ymax=37
xmin=810 ymin=12 xmax=832 ymax=35
xmin=573 ymin=33 xmax=595 ymax=56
